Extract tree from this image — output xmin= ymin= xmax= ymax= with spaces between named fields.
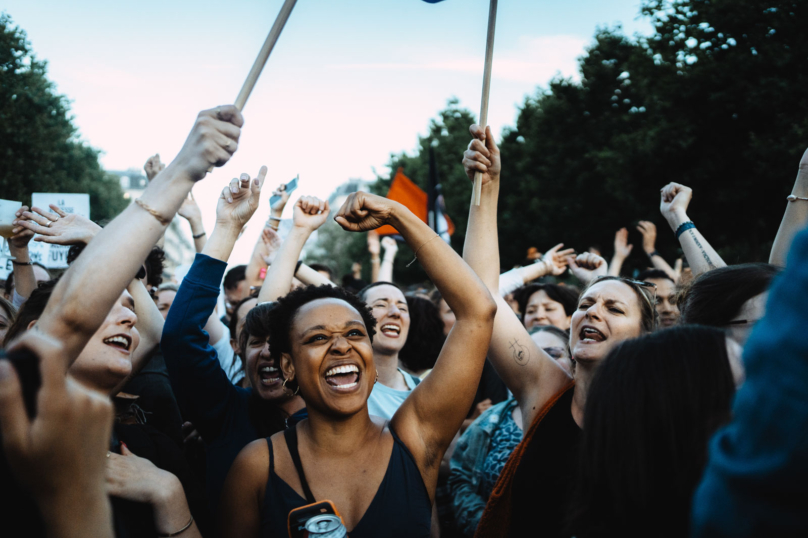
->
xmin=0 ymin=14 xmax=126 ymax=222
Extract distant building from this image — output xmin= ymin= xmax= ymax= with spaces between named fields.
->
xmin=112 ymin=170 xmax=196 ymax=281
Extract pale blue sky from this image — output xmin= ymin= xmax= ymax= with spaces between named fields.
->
xmin=6 ymin=0 xmax=652 ymax=261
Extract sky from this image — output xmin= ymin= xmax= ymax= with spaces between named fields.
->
xmin=6 ymin=0 xmax=653 ymax=264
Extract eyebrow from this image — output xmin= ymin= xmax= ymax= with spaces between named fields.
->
xmin=371 ymin=297 xmax=407 ymax=305
xmin=302 ymin=320 xmax=365 ymax=334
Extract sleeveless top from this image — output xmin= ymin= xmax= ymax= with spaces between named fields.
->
xmin=475 ymin=382 xmax=579 ymax=538
xmin=260 ymin=424 xmax=432 ymax=538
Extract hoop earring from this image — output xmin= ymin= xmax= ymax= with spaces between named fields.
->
xmin=281 ymin=377 xmax=301 ymax=396
xmin=375 ymin=371 xmax=379 ymax=384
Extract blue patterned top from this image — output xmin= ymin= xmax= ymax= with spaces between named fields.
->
xmin=480 ymin=405 xmax=523 ymax=500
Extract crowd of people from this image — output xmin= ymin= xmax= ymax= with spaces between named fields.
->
xmin=0 ymin=104 xmax=806 ymax=538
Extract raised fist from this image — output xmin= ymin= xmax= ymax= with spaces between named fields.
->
xmin=462 ymin=124 xmax=501 ymax=186
xmin=334 ymin=192 xmax=399 ymax=232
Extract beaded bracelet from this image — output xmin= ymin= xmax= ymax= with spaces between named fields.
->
xmin=675 ymin=221 xmax=696 ymax=240
xmin=134 ymin=198 xmax=170 ymax=226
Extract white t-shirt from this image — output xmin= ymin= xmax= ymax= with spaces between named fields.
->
xmin=367 ymin=368 xmax=420 ymax=420
xmin=211 ymin=326 xmax=244 ymax=386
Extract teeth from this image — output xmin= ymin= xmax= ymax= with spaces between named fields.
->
xmin=325 ymin=364 xmax=359 ymax=377
xmin=103 ymin=336 xmax=130 ymax=349
xmin=260 ymin=366 xmax=279 ymax=374
xmin=381 ymin=324 xmax=400 ymax=333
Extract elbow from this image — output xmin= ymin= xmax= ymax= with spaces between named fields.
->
xmin=472 ymin=290 xmax=498 ymax=323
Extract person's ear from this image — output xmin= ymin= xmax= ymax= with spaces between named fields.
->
xmin=27 ymin=319 xmax=38 ymax=331
xmin=280 ymin=352 xmax=295 ymax=381
xmin=230 ymin=338 xmax=239 ymax=354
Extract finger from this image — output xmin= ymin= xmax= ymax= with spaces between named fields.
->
xmin=229 ymin=178 xmax=240 ymax=196
xmin=222 ymin=186 xmax=233 ymax=204
xmin=468 ymin=124 xmax=485 ymax=141
xmin=208 ymin=105 xmax=245 ymax=128
xmin=15 ymin=206 xmax=29 ymax=218
xmin=254 ymin=166 xmax=268 ymax=191
xmin=335 ymin=215 xmax=361 ymax=231
xmin=215 ymin=132 xmax=238 ymax=155
xmin=0 ymin=360 xmax=30 ymax=459
xmin=239 ymin=173 xmax=251 ymax=191
xmin=21 ymin=211 xmax=51 ymax=227
xmin=484 ymin=126 xmax=500 ymax=154
xmin=463 ymin=157 xmax=488 ymax=175
xmin=468 ymin=139 xmax=491 ymax=158
xmin=48 ymin=204 xmax=68 ymax=218
xmin=556 ymin=248 xmax=576 ymax=258
xmin=321 ymin=200 xmax=330 ymax=215
xmin=32 ymin=206 xmax=59 ymax=222
xmin=547 ymin=243 xmax=563 ymax=255
xmin=120 ymin=444 xmax=134 ymax=456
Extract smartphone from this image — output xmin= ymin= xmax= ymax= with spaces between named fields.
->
xmin=270 ymin=176 xmax=299 ymax=208
xmin=288 ymin=500 xmax=343 ymax=538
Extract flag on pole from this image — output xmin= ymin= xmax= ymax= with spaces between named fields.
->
xmin=376 ymin=168 xmax=454 ymax=239
xmin=427 ymin=146 xmax=454 ymax=244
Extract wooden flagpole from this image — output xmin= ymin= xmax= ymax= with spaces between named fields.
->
xmin=234 ymin=0 xmax=298 ymax=111
xmin=472 ymin=0 xmax=498 ymax=206
xmin=207 ymin=0 xmax=298 ymax=173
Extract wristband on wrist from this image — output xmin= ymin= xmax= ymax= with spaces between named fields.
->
xmin=192 ymin=231 xmax=206 ymax=239
xmin=11 ymin=259 xmax=32 ymax=266
xmin=259 ymin=267 xmax=267 ymax=280
xmin=295 ymin=260 xmax=303 ymax=275
xmin=675 ymin=221 xmax=696 ymax=240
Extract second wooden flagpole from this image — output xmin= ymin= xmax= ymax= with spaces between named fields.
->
xmin=472 ymin=0 xmax=498 ymax=206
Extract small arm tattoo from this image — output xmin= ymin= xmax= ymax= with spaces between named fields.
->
xmin=688 ymin=230 xmax=717 ymax=270
xmin=509 ymin=338 xmax=530 ymax=366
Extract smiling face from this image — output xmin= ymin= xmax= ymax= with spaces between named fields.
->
xmin=364 ymin=285 xmax=410 ymax=355
xmin=281 ymin=298 xmax=375 ymax=416
xmin=570 ymin=280 xmax=644 ymax=363
xmin=524 ymin=290 xmax=572 ymax=330
xmin=647 ymin=278 xmax=679 ymax=328
xmin=69 ymin=291 xmax=141 ymax=394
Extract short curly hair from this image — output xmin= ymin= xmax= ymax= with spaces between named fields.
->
xmin=265 ymin=285 xmax=377 ymax=363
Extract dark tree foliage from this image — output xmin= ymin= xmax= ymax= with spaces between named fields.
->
xmin=372 ymin=0 xmax=806 ymax=282
xmin=0 ymin=14 xmax=127 ymax=221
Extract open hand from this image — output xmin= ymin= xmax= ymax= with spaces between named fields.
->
xmin=660 ymin=182 xmax=692 ymax=226
xmin=105 ymin=444 xmax=179 ymax=504
xmin=334 ymin=192 xmax=398 ymax=232
xmin=216 ymin=167 xmax=266 ymax=230
xmin=613 ymin=228 xmax=634 ymax=260
xmin=174 ymin=105 xmax=243 ymax=181
xmin=144 ymin=154 xmax=165 ymax=182
xmin=177 ymin=192 xmax=202 ymax=224
xmin=462 ymin=124 xmax=501 ymax=185
xmin=260 ymin=226 xmax=282 ymax=265
xmin=292 ymin=196 xmax=330 ymax=232
xmin=8 ymin=205 xmax=34 ymax=250
xmin=542 ymin=243 xmax=575 ymax=276
xmin=636 ymin=221 xmax=657 ymax=254
xmin=13 ymin=205 xmax=101 ymax=246
xmin=567 ymin=252 xmax=608 ymax=284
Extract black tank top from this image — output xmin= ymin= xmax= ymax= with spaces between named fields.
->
xmin=508 ymin=386 xmax=580 ymax=537
xmin=260 ymin=424 xmax=432 ymax=537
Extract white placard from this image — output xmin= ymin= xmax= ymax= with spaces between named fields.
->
xmin=28 ymin=193 xmax=91 ymax=270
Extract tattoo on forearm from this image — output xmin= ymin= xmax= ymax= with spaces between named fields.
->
xmin=688 ymin=230 xmax=717 ymax=269
xmin=509 ymin=338 xmax=530 ymax=366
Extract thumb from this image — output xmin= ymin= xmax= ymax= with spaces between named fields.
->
xmin=566 ymin=256 xmax=578 ymax=269
xmin=0 ymin=360 xmax=30 ymax=460
xmin=253 ymin=166 xmax=267 ymax=193
xmin=120 ymin=443 xmax=134 ymax=456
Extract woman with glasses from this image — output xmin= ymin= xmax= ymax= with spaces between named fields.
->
xmin=461 ymin=124 xmax=656 ymax=538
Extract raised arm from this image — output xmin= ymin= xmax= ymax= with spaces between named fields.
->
xmin=637 ymin=220 xmax=680 ymax=281
xmin=29 ymin=106 xmax=242 ymax=369
xmin=335 ymin=192 xmax=497 ymax=484
xmin=367 ymin=230 xmax=381 ymax=282
xmin=378 ymin=236 xmax=398 ymax=283
xmin=178 ymin=192 xmax=207 ymax=253
xmin=770 ymin=148 xmax=808 ymax=267
xmin=256 ymin=196 xmax=329 ymax=303
xmin=459 ymin=124 xmax=571 ymax=428
xmin=162 ymin=169 xmax=264 ymax=436
xmin=7 ymin=206 xmax=38 ymax=306
xmin=660 ymin=182 xmax=726 ymax=277
xmin=608 ymin=228 xmax=633 ymax=277
xmin=498 ymin=244 xmax=575 ymax=297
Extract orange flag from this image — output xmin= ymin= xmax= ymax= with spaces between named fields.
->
xmin=376 ymin=168 xmax=455 ymax=237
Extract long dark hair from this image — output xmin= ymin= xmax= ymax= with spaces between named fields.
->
xmin=567 ymin=325 xmax=735 ymax=538
xmin=680 ymin=263 xmax=779 ymax=327
xmin=3 ymin=279 xmax=59 ymax=346
xmin=399 ymin=295 xmax=445 ymax=374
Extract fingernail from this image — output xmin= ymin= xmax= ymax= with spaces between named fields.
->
xmin=254 ymin=179 xmax=259 ymax=186
xmin=121 ymin=442 xmax=128 ymax=450
xmin=12 ymin=220 xmax=17 ymax=225
xmin=231 ymin=185 xmax=239 ymax=193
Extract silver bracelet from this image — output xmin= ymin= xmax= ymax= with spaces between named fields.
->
xmin=787 ymin=195 xmax=808 ymax=202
